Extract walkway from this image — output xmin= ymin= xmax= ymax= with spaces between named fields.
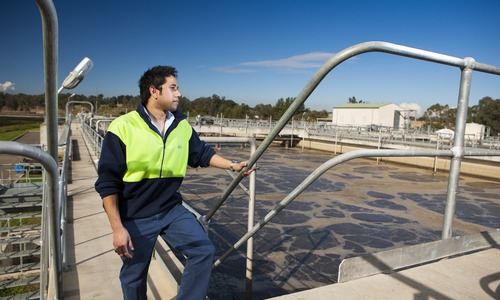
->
xmin=270 ymin=248 xmax=499 ymax=300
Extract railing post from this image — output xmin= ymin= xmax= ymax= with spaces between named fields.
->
xmin=441 ymin=58 xmax=475 ymax=240
xmin=245 ymin=138 xmax=257 ymax=300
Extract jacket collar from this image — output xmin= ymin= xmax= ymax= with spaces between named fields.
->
xmin=135 ymin=102 xmax=187 ymax=123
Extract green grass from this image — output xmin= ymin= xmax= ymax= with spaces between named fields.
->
xmin=0 ymin=117 xmax=42 ymax=141
xmin=0 ymin=214 xmax=41 ymax=227
xmin=0 ymin=129 xmax=37 ymax=141
xmin=0 ymin=284 xmax=39 ymax=297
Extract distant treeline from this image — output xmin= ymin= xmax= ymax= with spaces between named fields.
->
xmin=0 ymin=92 xmax=329 ymax=122
xmin=421 ymin=97 xmax=500 ymax=135
xmin=1 ymin=92 xmax=499 ymax=135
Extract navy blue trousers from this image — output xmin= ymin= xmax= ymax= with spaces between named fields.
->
xmin=119 ymin=203 xmax=215 ymax=300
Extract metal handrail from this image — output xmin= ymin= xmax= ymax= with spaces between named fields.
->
xmin=35 ymin=0 xmax=62 ymax=299
xmin=205 ymin=41 xmax=500 ymax=224
xmin=59 ymin=125 xmax=71 ymax=271
xmin=0 ymin=141 xmax=60 ymax=299
xmin=3 ymin=1 xmax=67 ymax=298
xmin=213 ymin=147 xmax=500 ymax=267
xmin=65 ymin=101 xmax=94 ymax=123
xmin=71 ymin=41 xmax=500 ymax=297
xmin=206 ymin=43 xmax=500 ymax=282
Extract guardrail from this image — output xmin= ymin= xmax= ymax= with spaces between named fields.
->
xmin=207 ymin=42 xmax=500 ymax=287
xmin=0 ymin=140 xmax=61 ymax=300
xmin=4 ymin=1 xmax=500 ymax=296
xmin=75 ymin=41 xmax=500 ymax=298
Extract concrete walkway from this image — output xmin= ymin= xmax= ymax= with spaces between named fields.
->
xmin=62 ymin=125 xmax=177 ymax=299
xmin=271 ymin=248 xmax=500 ymax=300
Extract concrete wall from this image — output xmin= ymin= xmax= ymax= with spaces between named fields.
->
xmin=380 ymin=103 xmax=404 ymax=128
xmin=296 ymin=139 xmax=500 ymax=181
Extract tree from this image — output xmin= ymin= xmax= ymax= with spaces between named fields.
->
xmin=475 ymin=97 xmax=500 ymax=136
xmin=0 ymin=92 xmax=6 ymax=111
xmin=253 ymin=104 xmax=274 ymax=119
xmin=348 ymin=96 xmax=364 ymax=103
xmin=303 ymin=109 xmax=329 ymax=121
xmin=421 ymin=103 xmax=451 ymax=130
xmin=272 ymin=97 xmax=305 ymax=120
xmin=424 ymin=103 xmax=448 ymax=119
xmin=5 ymin=95 xmax=20 ymax=111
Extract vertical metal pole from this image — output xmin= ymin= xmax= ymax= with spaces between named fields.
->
xmin=301 ymin=123 xmax=306 ymax=152
xmin=245 ymin=139 xmax=257 ymax=300
xmin=35 ymin=0 xmax=62 ymax=299
xmin=36 ymin=0 xmax=58 ymax=160
xmin=334 ymin=130 xmax=338 ymax=155
xmin=433 ymin=139 xmax=439 ymax=174
xmin=442 ymin=57 xmax=475 ymax=239
xmin=377 ymin=133 xmax=382 ymax=164
xmin=40 ymin=172 xmax=49 ymax=300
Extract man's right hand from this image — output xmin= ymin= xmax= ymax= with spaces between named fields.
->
xmin=102 ymin=194 xmax=134 ymax=259
xmin=113 ymin=225 xmax=134 ymax=259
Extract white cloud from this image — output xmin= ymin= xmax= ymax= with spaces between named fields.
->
xmin=240 ymin=52 xmax=335 ymax=69
xmin=215 ymin=52 xmax=336 ymax=73
xmin=213 ymin=67 xmax=256 ymax=74
xmin=1 ymin=81 xmax=15 ymax=92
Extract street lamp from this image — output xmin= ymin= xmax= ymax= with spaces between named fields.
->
xmin=58 ymin=57 xmax=94 ymax=94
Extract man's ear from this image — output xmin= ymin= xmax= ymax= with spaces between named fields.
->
xmin=149 ymin=86 xmax=157 ymax=99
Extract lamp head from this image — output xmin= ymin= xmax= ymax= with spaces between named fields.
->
xmin=60 ymin=57 xmax=94 ymax=90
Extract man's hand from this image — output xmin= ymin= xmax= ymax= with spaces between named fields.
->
xmin=113 ymin=225 xmax=134 ymax=259
xmin=234 ymin=161 xmax=256 ymax=177
xmin=102 ymin=194 xmax=134 ymax=259
xmin=209 ymin=154 xmax=256 ymax=176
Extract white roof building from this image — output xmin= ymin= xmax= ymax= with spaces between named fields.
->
xmin=465 ymin=122 xmax=487 ymax=141
xmin=332 ymin=102 xmax=405 ymax=129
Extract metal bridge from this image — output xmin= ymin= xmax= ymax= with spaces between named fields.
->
xmin=0 ymin=0 xmax=499 ymax=299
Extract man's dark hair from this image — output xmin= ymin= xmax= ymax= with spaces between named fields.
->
xmin=138 ymin=65 xmax=177 ymax=105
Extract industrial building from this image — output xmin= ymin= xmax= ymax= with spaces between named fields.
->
xmin=332 ymin=102 xmax=407 ymax=130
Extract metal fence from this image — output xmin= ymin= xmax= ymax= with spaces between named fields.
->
xmin=76 ymin=43 xmax=500 ymax=298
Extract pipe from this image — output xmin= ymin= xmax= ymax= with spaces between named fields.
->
xmin=0 ymin=141 xmax=60 ymax=299
xmin=35 ymin=0 xmax=63 ymax=298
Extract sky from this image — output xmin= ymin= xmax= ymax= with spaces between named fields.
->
xmin=1 ymin=0 xmax=499 ymax=114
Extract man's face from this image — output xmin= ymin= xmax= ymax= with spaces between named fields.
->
xmin=153 ymin=76 xmax=181 ymax=111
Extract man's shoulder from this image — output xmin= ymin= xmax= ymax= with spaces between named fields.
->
xmin=108 ymin=111 xmax=141 ymax=131
xmin=115 ymin=111 xmax=141 ymax=122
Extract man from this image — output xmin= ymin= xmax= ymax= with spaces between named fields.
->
xmin=95 ymin=65 xmax=252 ymax=299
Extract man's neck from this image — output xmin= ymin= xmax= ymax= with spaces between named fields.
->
xmin=147 ymin=106 xmax=168 ymax=124
xmin=144 ymin=105 xmax=174 ymax=136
